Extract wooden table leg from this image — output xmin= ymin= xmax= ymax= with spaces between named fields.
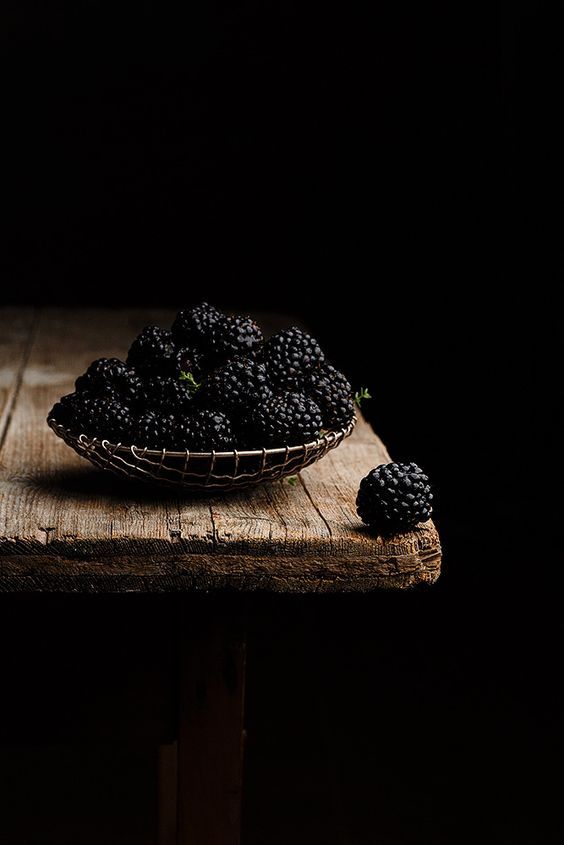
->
xmin=176 ymin=597 xmax=247 ymax=845
xmin=158 ymin=742 xmax=178 ymax=845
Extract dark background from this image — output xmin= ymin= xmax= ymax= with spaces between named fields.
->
xmin=0 ymin=2 xmax=561 ymax=843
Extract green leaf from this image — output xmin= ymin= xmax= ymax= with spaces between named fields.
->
xmin=354 ymin=387 xmax=372 ymax=408
xmin=179 ymin=371 xmax=201 ymax=392
xmin=287 ymin=475 xmax=298 ymax=486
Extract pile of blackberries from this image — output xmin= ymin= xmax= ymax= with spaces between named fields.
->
xmin=49 ymin=302 xmax=355 ymax=451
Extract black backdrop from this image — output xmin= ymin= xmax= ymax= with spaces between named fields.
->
xmin=1 ymin=0 xmax=503 ymax=541
xmin=1 ymin=2 xmax=561 ymax=842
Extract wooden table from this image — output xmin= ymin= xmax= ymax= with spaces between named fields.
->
xmin=0 ymin=308 xmax=441 ymax=845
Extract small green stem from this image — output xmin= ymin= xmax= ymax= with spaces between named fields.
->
xmin=179 ymin=371 xmax=201 ymax=393
xmin=354 ymin=387 xmax=372 ymax=408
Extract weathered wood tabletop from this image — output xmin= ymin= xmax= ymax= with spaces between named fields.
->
xmin=0 ymin=307 xmax=442 ymax=845
xmin=0 ymin=308 xmax=441 ymax=593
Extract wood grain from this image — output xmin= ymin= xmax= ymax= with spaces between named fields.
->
xmin=0 ymin=308 xmax=441 ymax=592
xmin=0 ymin=308 xmax=36 ymax=447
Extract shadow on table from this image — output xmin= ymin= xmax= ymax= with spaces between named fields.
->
xmin=29 ymin=465 xmax=263 ymax=503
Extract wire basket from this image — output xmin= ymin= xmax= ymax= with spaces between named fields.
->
xmin=47 ymin=417 xmax=356 ymax=490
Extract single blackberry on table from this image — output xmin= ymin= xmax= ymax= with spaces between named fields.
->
xmin=198 ymin=357 xmax=272 ymax=415
xmin=127 ymin=326 xmax=176 ymax=376
xmin=142 ymin=376 xmax=197 ymax=412
xmin=75 ymin=358 xmax=144 ymax=404
xmin=171 ymin=302 xmax=225 ymax=351
xmin=356 ymin=462 xmax=433 ymax=535
xmin=211 ymin=315 xmax=263 ymax=361
xmin=263 ymin=327 xmax=325 ymax=388
xmin=307 ymin=363 xmax=355 ymax=430
xmin=134 ymin=410 xmax=176 ymax=449
xmin=240 ymin=391 xmax=322 ymax=448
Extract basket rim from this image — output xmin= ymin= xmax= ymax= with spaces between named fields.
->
xmin=47 ymin=416 xmax=356 ymax=459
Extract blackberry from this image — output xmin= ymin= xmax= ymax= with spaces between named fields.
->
xmin=199 ymin=357 xmax=271 ymax=415
xmin=241 ymin=391 xmax=322 ymax=448
xmin=263 ymin=327 xmax=325 ymax=388
xmin=134 ymin=410 xmax=176 ymax=449
xmin=212 ymin=315 xmax=263 ymax=361
xmin=127 ymin=326 xmax=175 ymax=376
xmin=174 ymin=347 xmax=207 ymax=380
xmin=67 ymin=394 xmax=133 ymax=442
xmin=48 ymin=391 xmax=95 ymax=428
xmin=75 ymin=358 xmax=143 ymax=404
xmin=307 ymin=363 xmax=354 ymax=430
xmin=169 ymin=410 xmax=234 ymax=451
xmin=93 ymin=398 xmax=133 ymax=442
xmin=49 ymin=401 xmax=71 ymax=426
xmin=356 ymin=462 xmax=433 ymax=535
xmin=171 ymin=302 xmax=225 ymax=351
xmin=142 ymin=376 xmax=197 ymax=412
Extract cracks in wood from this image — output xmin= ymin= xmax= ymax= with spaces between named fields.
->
xmin=209 ymin=505 xmax=218 ymax=550
xmin=37 ymin=526 xmax=56 ymax=545
xmin=298 ymin=475 xmax=333 ymax=544
xmin=263 ymin=483 xmax=288 ymax=549
xmin=176 ymin=501 xmax=183 ymax=541
xmin=0 ymin=309 xmax=40 ymax=456
xmin=313 ymin=576 xmax=326 ymax=593
xmin=325 ymin=451 xmax=366 ymax=530
xmin=418 ymin=543 xmax=443 ymax=564
xmin=164 ymin=500 xmax=182 ymax=545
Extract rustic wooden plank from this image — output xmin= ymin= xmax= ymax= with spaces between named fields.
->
xmin=0 ymin=546 xmax=440 ymax=590
xmin=176 ymin=598 xmax=246 ymax=845
xmin=0 ymin=307 xmax=215 ymax=554
xmin=299 ymin=415 xmax=441 ymax=565
xmin=0 ymin=308 xmax=441 ymax=592
xmin=0 ymin=308 xmax=37 ymax=447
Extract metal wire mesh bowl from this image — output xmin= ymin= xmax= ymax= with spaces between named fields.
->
xmin=47 ymin=417 xmax=356 ymax=490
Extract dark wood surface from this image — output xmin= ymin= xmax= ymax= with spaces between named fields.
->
xmin=0 ymin=308 xmax=441 ymax=592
